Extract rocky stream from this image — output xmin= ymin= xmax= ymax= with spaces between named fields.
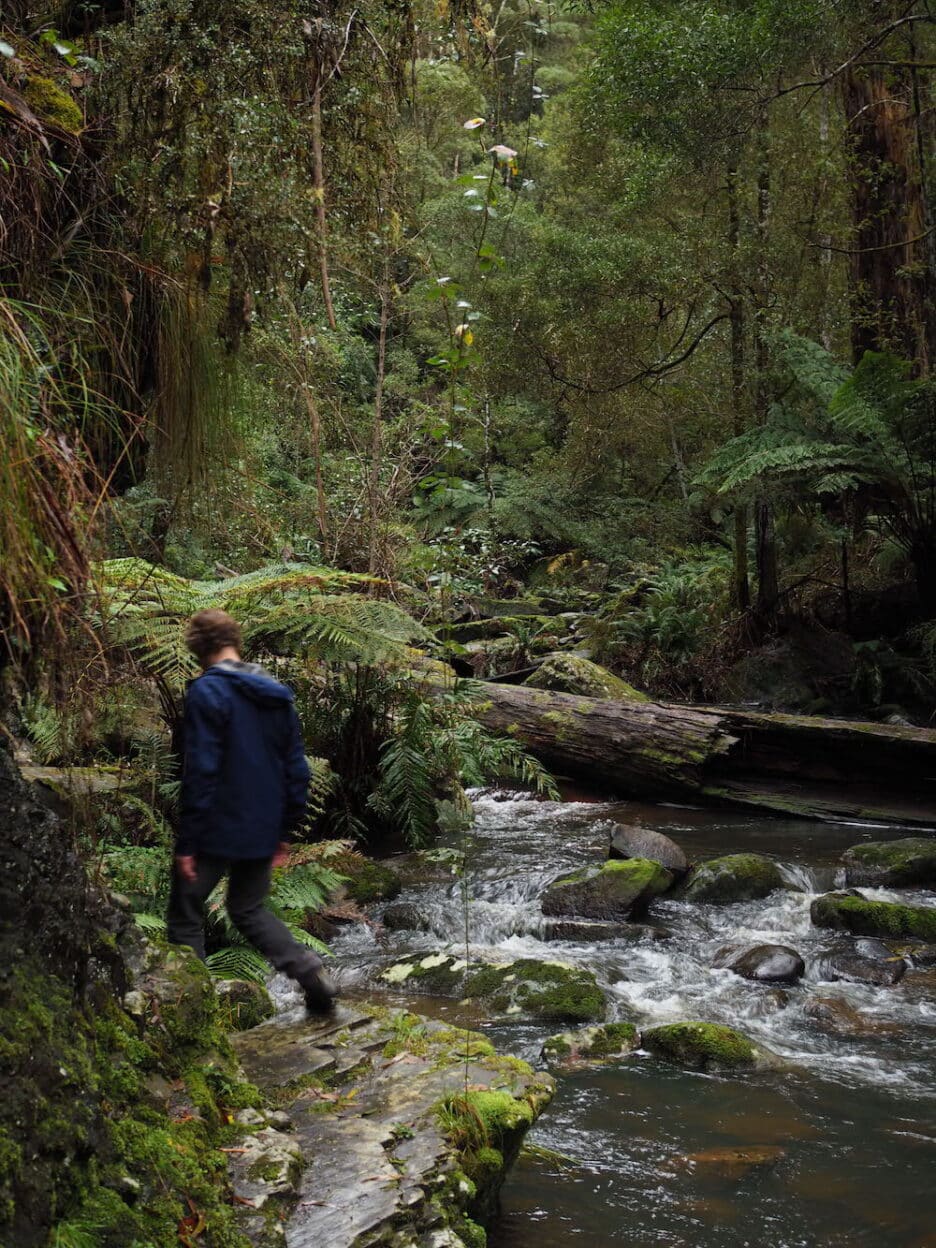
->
xmin=301 ymin=790 xmax=936 ymax=1248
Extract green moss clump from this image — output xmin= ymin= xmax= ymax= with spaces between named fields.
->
xmin=811 ymin=893 xmax=936 ymax=941
xmin=680 ymin=854 xmax=786 ymax=904
xmin=23 ymin=75 xmax=83 ymax=132
xmin=342 ymin=858 xmax=402 ymax=904
xmin=215 ymin=979 xmax=274 ymax=1032
xmin=2 ymin=945 xmax=260 ymax=1246
xmin=643 ymin=1022 xmax=765 ymax=1070
xmin=542 ymin=858 xmax=673 ymax=920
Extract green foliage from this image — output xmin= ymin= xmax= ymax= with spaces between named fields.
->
xmin=95 ymin=559 xmax=429 ymax=697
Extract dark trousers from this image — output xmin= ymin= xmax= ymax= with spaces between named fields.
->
xmin=166 ymin=854 xmax=320 ymax=980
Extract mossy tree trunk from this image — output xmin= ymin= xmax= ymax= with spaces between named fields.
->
xmin=476 ymin=682 xmax=936 ymax=828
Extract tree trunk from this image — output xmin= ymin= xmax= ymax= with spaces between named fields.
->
xmin=367 ymin=283 xmax=391 ymax=576
xmin=474 ymin=681 xmax=936 ymax=828
xmin=841 ymin=62 xmax=936 ymax=373
xmin=726 ymin=164 xmax=750 ymax=613
xmin=753 ymin=117 xmax=780 ymax=626
xmin=312 ymin=81 xmax=338 ymax=332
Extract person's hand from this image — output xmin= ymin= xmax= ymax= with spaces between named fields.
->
xmin=272 ymin=842 xmax=291 ymax=871
xmin=175 ymin=854 xmax=198 ymax=883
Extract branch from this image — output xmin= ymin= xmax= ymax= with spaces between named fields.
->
xmin=765 ymin=11 xmax=934 ymax=103
xmin=806 ymin=223 xmax=936 ymax=254
xmin=537 ymin=313 xmax=731 ymax=396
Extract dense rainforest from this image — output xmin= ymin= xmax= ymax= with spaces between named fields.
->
xmin=2 ymin=2 xmax=936 ymax=1245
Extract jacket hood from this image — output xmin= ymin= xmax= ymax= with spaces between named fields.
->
xmin=201 ymin=660 xmax=295 ymax=707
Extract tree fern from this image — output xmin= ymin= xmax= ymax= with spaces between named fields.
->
xmin=94 ymin=558 xmax=429 ymax=696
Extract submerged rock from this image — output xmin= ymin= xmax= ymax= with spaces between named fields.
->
xmin=378 ymin=953 xmax=607 ymax=1023
xmin=382 ymin=902 xmax=430 ymax=932
xmin=609 ymin=824 xmax=688 ymax=875
xmin=542 ymin=917 xmax=671 ymax=943
xmin=802 ymin=996 xmax=899 ymax=1039
xmin=642 ymin=1021 xmax=782 ymax=1071
xmin=214 ymin=978 xmax=275 ymax=1031
xmin=680 ymin=854 xmax=786 ymax=904
xmin=668 ymin=1145 xmax=786 ymax=1181
xmin=541 ymin=1022 xmax=640 ymax=1072
xmin=524 ymin=653 xmax=649 ymax=700
xmin=814 ymin=938 xmax=906 ymax=987
xmin=541 ymin=858 xmax=673 ymax=920
xmin=714 ymin=944 xmax=805 ymax=985
xmin=842 ymin=837 xmax=936 ymax=889
xmin=811 ymin=892 xmax=936 ymax=942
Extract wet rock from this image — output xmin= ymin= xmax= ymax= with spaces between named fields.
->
xmin=900 ymin=943 xmax=936 ymax=968
xmin=668 ymin=1144 xmax=786 ymax=1181
xmin=608 ymin=824 xmax=688 ymax=875
xmin=542 ymin=918 xmax=671 ymax=943
xmin=541 ymin=1022 xmax=640 ymax=1072
xmin=382 ymin=902 xmax=430 ymax=932
xmin=231 ymin=1006 xmax=554 ymax=1245
xmin=815 ymin=939 xmax=906 ymax=987
xmin=811 ymin=892 xmax=936 ymax=942
xmin=842 ymin=837 xmax=936 ymax=889
xmin=228 ymin=1126 xmax=303 ymax=1210
xmin=680 ymin=854 xmax=786 ymax=904
xmin=378 ymin=953 xmax=606 ymax=1023
xmin=525 ymin=653 xmax=649 ymax=700
xmin=802 ymin=996 xmax=899 ymax=1039
xmin=642 ymin=1021 xmax=783 ymax=1071
xmin=215 ymin=978 xmax=275 ymax=1031
xmin=714 ymin=944 xmax=805 ymax=985
xmin=541 ymin=858 xmax=673 ymax=920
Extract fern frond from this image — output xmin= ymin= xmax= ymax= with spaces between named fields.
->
xmin=205 ymin=946 xmax=269 ymax=983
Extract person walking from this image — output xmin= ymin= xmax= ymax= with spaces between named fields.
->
xmin=166 ymin=608 xmax=336 ymax=1012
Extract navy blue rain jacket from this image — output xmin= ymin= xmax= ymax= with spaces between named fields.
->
xmin=176 ymin=662 xmax=310 ymax=859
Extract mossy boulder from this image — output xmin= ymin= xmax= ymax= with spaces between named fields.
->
xmin=680 ymin=854 xmax=786 ymax=904
xmin=378 ymin=954 xmax=606 ymax=1023
xmin=525 ymin=653 xmax=648 ymax=700
xmin=215 ymin=979 xmax=275 ymax=1031
xmin=541 ymin=1022 xmax=640 ymax=1072
xmin=340 ymin=857 xmax=402 ymax=905
xmin=811 ymin=892 xmax=936 ymax=942
xmin=842 ymin=837 xmax=936 ymax=888
xmin=642 ymin=1022 xmax=781 ymax=1071
xmin=541 ymin=858 xmax=673 ymax=920
xmin=382 ymin=902 xmax=430 ymax=932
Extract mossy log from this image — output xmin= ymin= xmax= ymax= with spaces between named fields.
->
xmin=474 ymin=682 xmax=936 ymax=828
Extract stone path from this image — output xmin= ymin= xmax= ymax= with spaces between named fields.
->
xmin=229 ymin=1004 xmax=553 ymax=1248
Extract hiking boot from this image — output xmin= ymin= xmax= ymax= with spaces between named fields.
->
xmin=297 ymin=960 xmax=337 ymax=1014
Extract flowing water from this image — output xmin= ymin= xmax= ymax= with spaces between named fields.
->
xmin=325 ymin=793 xmax=936 ymax=1247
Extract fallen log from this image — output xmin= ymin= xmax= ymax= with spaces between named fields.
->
xmin=474 ymin=682 xmax=936 ymax=829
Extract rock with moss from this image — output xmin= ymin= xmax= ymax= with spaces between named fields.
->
xmin=642 ymin=1021 xmax=782 ymax=1072
xmin=541 ymin=858 xmax=673 ymax=921
xmin=842 ymin=837 xmax=936 ymax=888
xmin=340 ymin=857 xmax=402 ymax=905
xmin=378 ymin=953 xmax=606 ymax=1023
xmin=215 ymin=978 xmax=275 ymax=1031
xmin=525 ymin=653 xmax=648 ymax=700
xmin=811 ymin=892 xmax=936 ymax=941
xmin=609 ymin=824 xmax=688 ymax=874
xmin=679 ymin=854 xmax=786 ymax=904
xmin=541 ymin=1022 xmax=640 ymax=1072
